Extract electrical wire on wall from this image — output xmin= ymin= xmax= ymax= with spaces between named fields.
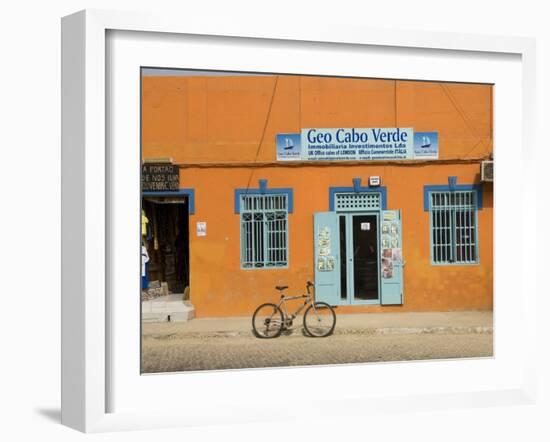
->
xmin=244 ymin=75 xmax=280 ymax=194
xmin=385 ymin=79 xmax=399 ymax=182
xmin=439 ymin=83 xmax=490 ymax=157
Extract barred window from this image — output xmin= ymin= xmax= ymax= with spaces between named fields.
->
xmin=334 ymin=192 xmax=381 ymax=211
xmin=240 ymin=194 xmax=288 ymax=268
xmin=430 ymin=191 xmax=478 ymax=264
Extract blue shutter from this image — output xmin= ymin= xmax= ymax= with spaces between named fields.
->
xmin=313 ymin=212 xmax=340 ymax=306
xmin=380 ymin=210 xmax=404 ymax=305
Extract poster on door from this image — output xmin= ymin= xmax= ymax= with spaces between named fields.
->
xmin=392 ymin=248 xmax=402 ymax=262
xmin=317 ymin=227 xmax=335 ymax=271
xmin=381 ymin=216 xmax=402 ymax=278
xmin=381 ymin=258 xmax=393 ymax=279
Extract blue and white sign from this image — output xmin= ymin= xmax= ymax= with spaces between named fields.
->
xmin=301 ymin=128 xmax=414 ymax=161
xmin=413 ymin=132 xmax=439 ymax=159
xmin=276 ymin=128 xmax=439 ymax=161
xmin=276 ymin=133 xmax=302 ymax=161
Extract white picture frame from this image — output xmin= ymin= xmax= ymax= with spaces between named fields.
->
xmin=61 ymin=9 xmax=537 ymax=433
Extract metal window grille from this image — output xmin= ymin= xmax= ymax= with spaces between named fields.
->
xmin=240 ymin=194 xmax=288 ymax=268
xmin=430 ymin=191 xmax=478 ymax=264
xmin=335 ymin=192 xmax=381 ymax=211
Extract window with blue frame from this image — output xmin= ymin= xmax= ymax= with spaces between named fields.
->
xmin=240 ymin=194 xmax=289 ymax=268
xmin=429 ymin=190 xmax=478 ymax=264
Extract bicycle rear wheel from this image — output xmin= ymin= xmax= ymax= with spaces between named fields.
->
xmin=252 ymin=303 xmax=284 ymax=338
xmin=303 ymin=302 xmax=336 ymax=337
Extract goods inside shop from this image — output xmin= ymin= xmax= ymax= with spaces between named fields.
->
xmin=141 ymin=196 xmax=189 ymax=300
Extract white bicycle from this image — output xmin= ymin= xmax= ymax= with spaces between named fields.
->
xmin=252 ymin=281 xmax=336 ymax=338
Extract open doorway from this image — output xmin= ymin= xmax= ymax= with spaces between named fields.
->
xmin=338 ymin=212 xmax=380 ymax=303
xmin=141 ymin=196 xmax=189 ymax=298
xmin=351 ymin=214 xmax=379 ymax=301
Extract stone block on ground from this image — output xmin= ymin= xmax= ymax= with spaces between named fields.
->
xmin=142 ymin=312 xmax=169 ymax=322
xmin=169 ymin=310 xmax=195 ymax=322
xmin=141 ymin=295 xmax=195 ymax=322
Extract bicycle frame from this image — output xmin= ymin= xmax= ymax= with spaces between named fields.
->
xmin=276 ymin=293 xmax=312 ymax=322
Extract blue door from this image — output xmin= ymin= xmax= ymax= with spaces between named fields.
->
xmin=313 ymin=212 xmax=340 ymax=306
xmin=380 ymin=210 xmax=404 ymax=305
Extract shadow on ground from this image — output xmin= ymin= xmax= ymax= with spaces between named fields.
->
xmin=35 ymin=408 xmax=61 ymax=423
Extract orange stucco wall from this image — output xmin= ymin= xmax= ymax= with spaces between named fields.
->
xmin=141 ymin=74 xmax=493 ymax=317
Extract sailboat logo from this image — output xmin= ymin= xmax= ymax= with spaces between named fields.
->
xmin=413 ymin=131 xmax=438 ymax=159
xmin=284 ymin=137 xmax=294 ymax=150
xmin=277 ymin=133 xmax=301 ymax=161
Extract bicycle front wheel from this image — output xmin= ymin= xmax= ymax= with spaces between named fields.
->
xmin=252 ymin=303 xmax=284 ymax=338
xmin=303 ymin=302 xmax=336 ymax=337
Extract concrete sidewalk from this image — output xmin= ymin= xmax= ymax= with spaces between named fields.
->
xmin=141 ymin=310 xmax=493 ymax=338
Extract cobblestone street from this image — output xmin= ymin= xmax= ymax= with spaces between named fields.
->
xmin=141 ymin=325 xmax=493 ymax=373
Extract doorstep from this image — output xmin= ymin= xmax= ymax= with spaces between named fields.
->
xmin=142 ymin=295 xmax=195 ymax=322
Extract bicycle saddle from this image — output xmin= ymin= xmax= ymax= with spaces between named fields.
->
xmin=275 ymin=285 xmax=288 ymax=291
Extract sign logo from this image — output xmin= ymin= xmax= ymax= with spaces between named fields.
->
xmin=276 ymin=133 xmax=302 ymax=161
xmin=413 ymin=132 xmax=439 ymax=159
